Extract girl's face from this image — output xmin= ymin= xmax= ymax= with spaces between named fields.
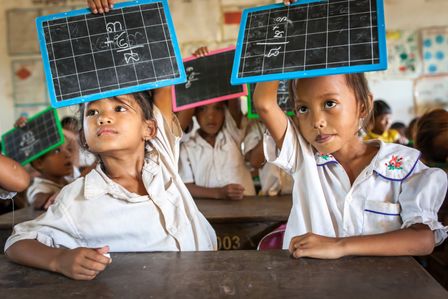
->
xmin=83 ymin=95 xmax=156 ymax=155
xmin=196 ymin=102 xmax=225 ymax=136
xmin=294 ymin=75 xmax=366 ymax=154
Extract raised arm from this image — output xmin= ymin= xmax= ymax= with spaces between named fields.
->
xmin=153 ymin=86 xmax=175 ymax=130
xmin=253 ymin=81 xmax=289 ymax=149
xmin=0 ymin=155 xmax=30 ymax=192
xmin=227 ymin=98 xmax=243 ymax=129
xmin=176 ymin=108 xmax=195 ymax=133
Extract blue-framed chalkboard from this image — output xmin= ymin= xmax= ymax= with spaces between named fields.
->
xmin=36 ymin=0 xmax=186 ymax=108
xmin=231 ymin=0 xmax=387 ymax=85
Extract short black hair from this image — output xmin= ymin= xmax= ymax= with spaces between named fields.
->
xmin=390 ymin=122 xmax=405 ymax=130
xmin=373 ymin=99 xmax=392 ymax=117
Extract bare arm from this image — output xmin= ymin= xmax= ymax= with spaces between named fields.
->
xmin=6 ymin=240 xmax=111 ymax=280
xmin=227 ymin=98 xmax=243 ymax=129
xmin=290 ymin=224 xmax=435 ymax=259
xmin=253 ymin=81 xmax=289 ymax=149
xmin=245 ymin=141 xmax=265 ymax=169
xmin=0 ymin=155 xmax=30 ymax=192
xmin=153 ymin=86 xmax=175 ymax=131
xmin=176 ymin=108 xmax=195 ymax=132
xmin=185 ymin=183 xmax=244 ymax=200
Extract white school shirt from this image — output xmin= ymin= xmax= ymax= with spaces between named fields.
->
xmin=5 ymin=106 xmax=217 ymax=252
xmin=243 ymin=121 xmax=293 ymax=196
xmin=179 ymin=108 xmax=256 ymax=196
xmin=0 ymin=188 xmax=15 ymax=200
xmin=26 ymin=177 xmax=64 ymax=206
xmin=264 ymin=120 xmax=448 ymax=249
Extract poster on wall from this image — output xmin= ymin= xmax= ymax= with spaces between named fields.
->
xmin=413 ymin=75 xmax=448 ymax=115
xmin=366 ymin=30 xmax=421 ymax=80
xmin=421 ymin=27 xmax=448 ymax=75
xmin=12 ymin=59 xmax=48 ymax=105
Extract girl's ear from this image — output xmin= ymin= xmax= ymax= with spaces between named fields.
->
xmin=143 ymin=119 xmax=157 ymax=141
xmin=359 ymin=93 xmax=373 ymax=118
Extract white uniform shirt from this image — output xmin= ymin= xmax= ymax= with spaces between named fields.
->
xmin=179 ymin=109 xmax=255 ymax=196
xmin=5 ymin=106 xmax=216 ymax=252
xmin=264 ymin=120 xmax=448 ymax=249
xmin=244 ymin=121 xmax=293 ymax=196
xmin=0 ymin=188 xmax=15 ymax=200
xmin=26 ymin=177 xmax=64 ymax=205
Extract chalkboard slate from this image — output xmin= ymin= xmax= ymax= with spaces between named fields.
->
xmin=231 ymin=0 xmax=387 ymax=84
xmin=172 ymin=47 xmax=247 ymax=112
xmin=1 ymin=107 xmax=64 ymax=165
xmin=36 ymin=0 xmax=186 ymax=108
xmin=247 ymin=80 xmax=295 ymax=119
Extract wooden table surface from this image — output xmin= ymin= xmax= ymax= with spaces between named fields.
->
xmin=1 ymin=250 xmax=446 ymax=299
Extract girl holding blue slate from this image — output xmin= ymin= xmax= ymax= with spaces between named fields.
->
xmin=5 ymin=87 xmax=217 ymax=280
xmin=254 ymin=70 xmax=447 ymax=258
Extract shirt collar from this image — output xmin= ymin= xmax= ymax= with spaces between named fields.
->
xmin=84 ymin=150 xmax=160 ymax=202
xmin=315 ymin=152 xmax=338 ymax=166
xmin=314 ymin=140 xmax=421 ymax=181
xmin=371 ymin=140 xmax=421 ymax=181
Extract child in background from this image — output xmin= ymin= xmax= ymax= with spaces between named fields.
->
xmin=415 ymin=109 xmax=448 ymax=170
xmin=406 ymin=117 xmax=420 ymax=147
xmin=61 ymin=116 xmax=97 ymax=176
xmin=178 ymin=47 xmax=255 ymax=200
xmin=254 ymin=71 xmax=447 ymax=258
xmin=14 ymin=117 xmax=78 ymax=210
xmin=5 ymin=88 xmax=216 ymax=280
xmin=244 ymin=120 xmax=293 ymax=196
xmin=364 ymin=99 xmax=402 ymax=143
xmin=390 ymin=122 xmax=409 ymax=145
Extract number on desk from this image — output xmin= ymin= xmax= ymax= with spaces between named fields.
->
xmin=217 ymin=235 xmax=241 ymax=250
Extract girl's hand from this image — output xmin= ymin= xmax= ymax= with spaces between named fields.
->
xmin=218 ymin=184 xmax=245 ymax=200
xmin=289 ymin=233 xmax=345 ymax=259
xmin=14 ymin=116 xmax=28 ymax=128
xmin=192 ymin=46 xmax=209 ymax=58
xmin=87 ymin=0 xmax=115 ymax=14
xmin=283 ymin=0 xmax=297 ymax=5
xmin=53 ymin=246 xmax=112 ymax=280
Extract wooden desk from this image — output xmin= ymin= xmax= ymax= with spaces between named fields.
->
xmin=195 ymin=195 xmax=291 ymax=250
xmin=0 ymin=196 xmax=292 ymax=251
xmin=0 ymin=251 xmax=446 ymax=299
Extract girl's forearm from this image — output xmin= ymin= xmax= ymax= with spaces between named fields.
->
xmin=340 ymin=224 xmax=435 ymax=257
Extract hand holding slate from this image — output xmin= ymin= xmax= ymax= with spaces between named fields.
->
xmin=192 ymin=46 xmax=210 ymax=58
xmin=87 ymin=0 xmax=115 ymax=14
xmin=283 ymin=0 xmax=297 ymax=5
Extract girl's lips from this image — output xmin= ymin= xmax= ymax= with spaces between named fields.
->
xmin=315 ymin=134 xmax=334 ymax=143
xmin=97 ymin=128 xmax=118 ymax=136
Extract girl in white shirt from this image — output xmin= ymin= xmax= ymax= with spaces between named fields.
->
xmin=244 ymin=120 xmax=293 ymax=196
xmin=5 ymin=88 xmax=217 ymax=280
xmin=254 ymin=74 xmax=447 ymax=258
xmin=179 ymin=47 xmax=255 ymax=200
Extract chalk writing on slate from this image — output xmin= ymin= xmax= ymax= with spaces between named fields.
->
xmin=231 ymin=0 xmax=387 ymax=84
xmin=172 ymin=47 xmax=247 ymax=111
xmin=1 ymin=107 xmax=64 ymax=165
xmin=36 ymin=0 xmax=186 ymax=108
xmin=247 ymin=80 xmax=295 ymax=119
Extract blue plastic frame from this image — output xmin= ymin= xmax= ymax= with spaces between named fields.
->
xmin=36 ymin=0 xmax=186 ymax=108
xmin=231 ymin=0 xmax=387 ymax=85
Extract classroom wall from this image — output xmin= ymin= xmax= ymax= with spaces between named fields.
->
xmin=0 ymin=0 xmax=447 ymax=134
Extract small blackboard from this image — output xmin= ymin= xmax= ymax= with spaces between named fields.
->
xmin=172 ymin=47 xmax=247 ymax=111
xmin=36 ymin=0 xmax=186 ymax=108
xmin=247 ymin=80 xmax=295 ymax=119
xmin=231 ymin=0 xmax=387 ymax=84
xmin=1 ymin=107 xmax=64 ymax=165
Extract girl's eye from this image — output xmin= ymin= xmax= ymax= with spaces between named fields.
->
xmin=324 ymin=101 xmax=337 ymax=109
xmin=297 ymin=106 xmax=308 ymax=114
xmin=86 ymin=109 xmax=98 ymax=117
xmin=115 ymin=105 xmax=127 ymax=112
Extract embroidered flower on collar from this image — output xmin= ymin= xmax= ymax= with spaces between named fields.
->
xmin=318 ymin=153 xmax=334 ymax=161
xmin=385 ymin=155 xmax=403 ymax=170
xmin=315 ymin=152 xmax=337 ymax=166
